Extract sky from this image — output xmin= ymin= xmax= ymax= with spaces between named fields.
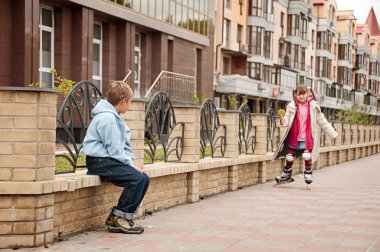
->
xmin=335 ymin=0 xmax=380 ymax=24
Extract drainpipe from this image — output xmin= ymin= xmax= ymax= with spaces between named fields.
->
xmin=215 ymin=0 xmax=225 ymax=73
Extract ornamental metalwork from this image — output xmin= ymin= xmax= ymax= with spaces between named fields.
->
xmin=329 ymin=116 xmax=337 ymax=146
xmin=56 ymin=81 xmax=103 ymax=174
xmin=238 ymin=104 xmax=256 ymax=155
xmin=144 ymin=91 xmax=184 ymax=164
xmin=200 ymin=99 xmax=226 ymax=158
xmin=266 ymin=108 xmax=280 ymax=152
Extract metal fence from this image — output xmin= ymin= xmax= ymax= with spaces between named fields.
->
xmin=55 ymin=81 xmax=103 ymax=174
xmin=266 ymin=108 xmax=280 ymax=152
xmin=200 ymin=99 xmax=226 ymax=158
xmin=145 ymin=71 xmax=196 ymax=104
xmin=238 ymin=104 xmax=256 ymax=155
xmin=144 ymin=92 xmax=184 ymax=164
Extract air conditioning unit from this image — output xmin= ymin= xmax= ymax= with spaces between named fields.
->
xmin=258 ymin=83 xmax=266 ymax=90
xmin=240 ymin=44 xmax=248 ymax=53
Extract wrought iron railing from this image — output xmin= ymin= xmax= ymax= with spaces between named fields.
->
xmin=55 ymin=81 xmax=103 ymax=174
xmin=266 ymin=108 xmax=280 ymax=152
xmin=200 ymin=99 xmax=226 ymax=158
xmin=238 ymin=104 xmax=256 ymax=155
xmin=123 ymin=69 xmax=134 ymax=86
xmin=144 ymin=92 xmax=184 ymax=164
xmin=145 ymin=71 xmax=196 ymax=104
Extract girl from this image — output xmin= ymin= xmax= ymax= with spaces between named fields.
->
xmin=272 ymin=85 xmax=337 ymax=188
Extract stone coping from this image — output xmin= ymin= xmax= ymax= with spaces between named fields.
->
xmin=0 ymin=86 xmax=60 ymax=93
xmin=0 ymin=142 xmax=378 ymax=195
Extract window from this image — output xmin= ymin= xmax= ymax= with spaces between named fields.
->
xmin=249 ymin=26 xmax=262 ymax=55
xmin=39 ymin=7 xmax=54 ymax=88
xmin=250 ymin=0 xmax=262 ymax=17
xmin=237 ymin=25 xmax=243 ymax=45
xmin=113 ymin=0 xmax=209 ymax=36
xmin=134 ymin=33 xmax=141 ymax=97
xmin=311 ymin=30 xmax=315 ymax=49
xmin=93 ymin=23 xmax=102 ymax=91
xmin=317 ymin=31 xmax=332 ymax=51
xmin=287 ymin=15 xmax=299 ymax=36
xmin=280 ymin=12 xmax=284 ymax=36
xmin=224 ymin=0 xmax=230 ymax=9
xmin=338 ymin=67 xmax=352 ymax=85
xmin=316 ymin=57 xmax=331 ymax=78
xmin=223 ymin=19 xmax=230 ymax=48
xmin=263 ymin=65 xmax=271 ymax=83
xmin=250 ymin=0 xmax=272 ymax=21
xmin=300 ymin=15 xmax=307 ymax=40
xmin=248 ymin=62 xmax=261 ymax=80
xmin=223 ymin=57 xmax=230 ymax=75
xmin=301 ymin=48 xmax=306 ymax=71
xmin=264 ymin=31 xmax=272 ymax=58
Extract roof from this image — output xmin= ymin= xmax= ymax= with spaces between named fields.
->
xmin=337 ymin=14 xmax=355 ymax=20
xmin=356 ymin=24 xmax=368 ymax=34
xmin=365 ymin=7 xmax=380 ymax=36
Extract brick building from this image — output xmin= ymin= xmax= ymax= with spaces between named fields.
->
xmin=0 ymin=0 xmax=215 ymax=102
xmin=214 ymin=0 xmax=380 ymax=120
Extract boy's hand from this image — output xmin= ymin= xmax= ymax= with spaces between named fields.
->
xmin=134 ymin=166 xmax=143 ymax=173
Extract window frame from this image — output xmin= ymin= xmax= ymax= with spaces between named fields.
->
xmin=39 ymin=6 xmax=54 ymax=88
xmin=92 ymin=22 xmax=103 ymax=91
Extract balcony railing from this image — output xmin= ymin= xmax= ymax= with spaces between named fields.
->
xmin=145 ymin=71 xmax=196 ymax=104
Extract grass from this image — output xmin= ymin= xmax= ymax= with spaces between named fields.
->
xmin=55 ymin=155 xmax=86 ymax=173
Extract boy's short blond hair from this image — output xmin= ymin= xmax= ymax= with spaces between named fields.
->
xmin=107 ymin=81 xmax=133 ymax=105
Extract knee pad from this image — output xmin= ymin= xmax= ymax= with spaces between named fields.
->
xmin=286 ymin=154 xmax=295 ymax=162
xmin=302 ymin=152 xmax=312 ymax=161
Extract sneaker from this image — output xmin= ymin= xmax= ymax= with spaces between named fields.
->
xmin=105 ymin=206 xmax=117 ymax=226
xmin=107 ymin=215 xmax=144 ymax=234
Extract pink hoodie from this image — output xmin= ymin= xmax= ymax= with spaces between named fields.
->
xmin=287 ymin=95 xmax=314 ymax=150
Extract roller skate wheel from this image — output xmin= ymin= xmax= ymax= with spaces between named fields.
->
xmin=307 ymin=184 xmax=311 ymax=190
xmin=273 ymin=181 xmax=278 ymax=187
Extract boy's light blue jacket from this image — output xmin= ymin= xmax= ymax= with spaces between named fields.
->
xmin=81 ymin=99 xmax=134 ymax=166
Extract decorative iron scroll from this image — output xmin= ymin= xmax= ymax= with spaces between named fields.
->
xmin=266 ymin=108 xmax=280 ymax=152
xmin=200 ymin=99 xmax=226 ymax=158
xmin=144 ymin=91 xmax=184 ymax=164
xmin=56 ymin=81 xmax=103 ymax=174
xmin=238 ymin=104 xmax=256 ymax=154
xmin=329 ymin=116 xmax=337 ymax=146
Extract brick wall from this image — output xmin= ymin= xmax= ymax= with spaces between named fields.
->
xmin=199 ymin=167 xmax=229 ymax=197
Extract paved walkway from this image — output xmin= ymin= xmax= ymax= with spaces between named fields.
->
xmin=16 ymin=154 xmax=380 ymax=251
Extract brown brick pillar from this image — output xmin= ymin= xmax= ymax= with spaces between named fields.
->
xmin=0 ymin=88 xmax=58 ymax=248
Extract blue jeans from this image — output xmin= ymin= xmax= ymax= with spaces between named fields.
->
xmin=86 ymin=156 xmax=150 ymax=220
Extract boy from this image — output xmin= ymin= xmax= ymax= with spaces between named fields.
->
xmin=82 ymin=81 xmax=149 ymax=234
xmin=272 ymin=85 xmax=337 ymax=188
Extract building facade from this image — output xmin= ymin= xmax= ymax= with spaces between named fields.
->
xmin=0 ymin=0 xmax=215 ymax=102
xmin=214 ymin=0 xmax=380 ymax=120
